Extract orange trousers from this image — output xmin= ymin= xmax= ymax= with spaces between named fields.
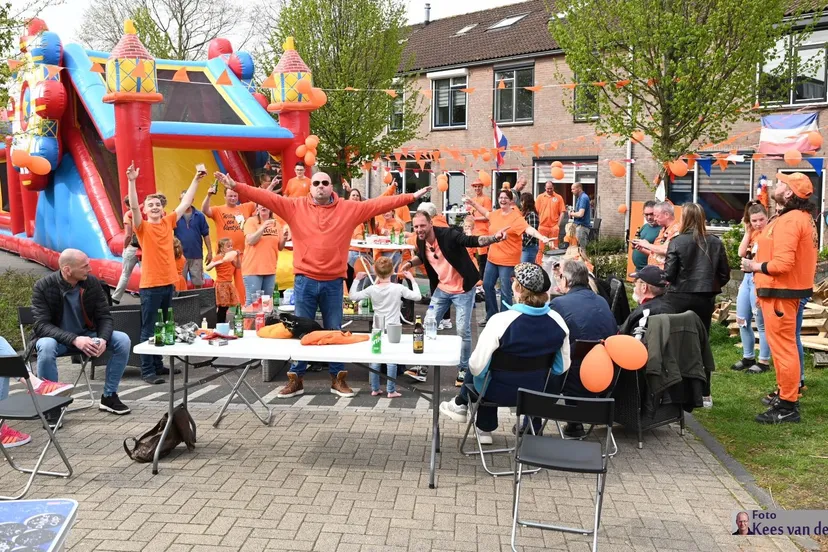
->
xmin=758 ymin=297 xmax=800 ymax=403
xmin=535 ymin=224 xmax=558 ymax=264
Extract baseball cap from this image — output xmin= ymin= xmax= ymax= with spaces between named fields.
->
xmin=629 ymin=265 xmax=668 ymax=287
xmin=777 ymin=172 xmax=813 ymax=199
xmin=471 ymin=180 xmax=483 ymax=187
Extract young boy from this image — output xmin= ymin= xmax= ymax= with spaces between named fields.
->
xmin=128 ymin=161 xmax=204 ymax=384
xmin=348 ymin=257 xmax=421 ymax=397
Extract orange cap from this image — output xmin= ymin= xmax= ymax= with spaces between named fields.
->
xmin=471 ymin=180 xmax=484 ymax=187
xmin=777 ymin=172 xmax=813 ymax=199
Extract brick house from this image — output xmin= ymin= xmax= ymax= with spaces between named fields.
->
xmin=365 ymin=0 xmax=828 ymax=246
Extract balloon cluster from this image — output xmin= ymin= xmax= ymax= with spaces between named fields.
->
xmin=295 ymin=78 xmax=328 ymax=110
xmin=295 ymin=134 xmax=320 ymax=166
xmin=550 ymin=160 xmax=564 ymax=181
xmin=580 ymin=335 xmax=648 ymax=393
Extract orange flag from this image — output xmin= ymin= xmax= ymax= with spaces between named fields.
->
xmin=215 ymin=69 xmax=232 ymax=85
xmin=715 ymin=158 xmax=729 ymax=171
xmin=385 ymin=89 xmax=398 ymax=98
xmin=459 ymin=87 xmax=475 ymax=94
xmin=532 ymin=143 xmax=541 ymax=157
xmin=593 ymin=81 xmax=607 ymax=87
xmin=417 ymin=159 xmax=426 ymax=171
xmin=90 ymin=62 xmax=105 ymax=74
xmin=615 ymin=79 xmax=631 ymax=88
xmin=525 ymin=85 xmax=542 ymax=92
xmin=497 ymin=79 xmax=506 ymax=90
xmin=6 ymin=59 xmax=22 ymax=71
xmin=563 ymin=83 xmax=577 ymax=90
xmin=260 ymin=72 xmax=276 ymax=88
xmin=172 ymin=67 xmax=189 ymax=82
xmin=45 ymin=65 xmax=61 ymax=79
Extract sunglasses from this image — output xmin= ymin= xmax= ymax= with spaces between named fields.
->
xmin=312 ymin=180 xmax=331 ymax=187
xmin=426 ymin=244 xmax=439 ymax=259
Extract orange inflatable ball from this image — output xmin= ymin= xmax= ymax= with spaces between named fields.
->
xmin=669 ymin=159 xmax=689 ymax=177
xmin=581 ymin=344 xmax=614 ymax=393
xmin=632 ymin=130 xmax=645 ymax=144
xmin=305 ymin=135 xmax=320 ymax=148
xmin=437 ymin=180 xmax=448 ymax=192
xmin=295 ymin=144 xmax=307 ymax=158
xmin=604 ymin=334 xmax=648 ymax=370
xmin=383 ymin=171 xmax=393 ymax=184
xmin=481 ymin=151 xmax=492 ymax=162
xmin=551 ymin=160 xmax=563 ymax=168
xmin=617 ymin=204 xmax=628 ymax=214
xmin=784 ymin=149 xmax=802 ymax=166
xmin=304 ymin=151 xmax=316 ymax=166
xmin=29 ymin=155 xmax=52 ymax=176
xmin=807 ymin=131 xmax=823 ymax=149
xmin=296 ymin=78 xmax=312 ymax=95
xmin=437 ymin=174 xmax=448 ymax=185
xmin=550 ymin=166 xmax=565 ymax=180
xmin=609 ymin=160 xmax=626 ymax=178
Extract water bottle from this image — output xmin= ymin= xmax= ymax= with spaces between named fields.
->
xmin=424 ymin=305 xmax=438 ymax=340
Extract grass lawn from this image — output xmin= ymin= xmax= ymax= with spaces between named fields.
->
xmin=693 ymin=322 xmax=828 ymax=511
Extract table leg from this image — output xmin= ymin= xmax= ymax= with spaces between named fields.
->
xmin=429 ymin=364 xmax=441 ymax=489
xmin=153 ymin=356 xmax=176 ymax=475
xmin=183 ymin=358 xmax=189 ymax=409
xmin=214 ymin=362 xmax=272 ymax=427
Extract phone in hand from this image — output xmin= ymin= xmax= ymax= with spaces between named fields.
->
xmin=196 ymin=163 xmax=207 ymax=176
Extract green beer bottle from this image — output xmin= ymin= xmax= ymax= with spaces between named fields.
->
xmin=234 ymin=307 xmax=244 ymax=337
xmin=164 ymin=307 xmax=175 ymax=345
xmin=154 ymin=309 xmax=164 ymax=346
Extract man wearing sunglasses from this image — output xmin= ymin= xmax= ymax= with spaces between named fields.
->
xmin=214 ymin=170 xmax=432 ymax=399
xmin=631 ymin=200 xmax=660 ymax=271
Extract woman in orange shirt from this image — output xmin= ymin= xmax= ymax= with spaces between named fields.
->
xmin=346 ymin=188 xmax=377 ymax=289
xmin=206 ymin=238 xmax=241 ymax=323
xmin=465 ymin=189 xmax=551 ymax=326
xmin=242 ymin=205 xmax=287 ymax=306
xmin=173 ymin=238 xmax=188 ymax=291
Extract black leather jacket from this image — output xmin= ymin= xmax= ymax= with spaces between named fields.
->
xmin=31 ymin=272 xmax=113 ymax=348
xmin=663 ymin=232 xmax=730 ymax=294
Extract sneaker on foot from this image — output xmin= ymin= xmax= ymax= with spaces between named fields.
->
xmin=331 ymin=371 xmax=355 ymax=398
xmin=404 ymin=366 xmax=427 ymax=382
xmin=755 ymin=401 xmax=800 ymax=424
xmin=730 ymin=357 xmax=755 ymax=371
xmin=455 ymin=370 xmax=466 ymax=387
xmin=439 ymin=399 xmax=468 ymax=423
xmin=277 ymin=373 xmax=304 ymax=398
xmin=702 ymin=396 xmax=713 ymax=408
xmin=563 ymin=422 xmax=586 ymax=438
xmin=438 ymin=319 xmax=452 ymax=330
xmin=387 ymin=391 xmax=402 ymax=398
xmin=477 ymin=429 xmax=493 ymax=445
xmin=1 ymin=425 xmax=32 ymax=448
xmin=99 ymin=393 xmax=131 ymax=415
xmin=32 ymin=379 xmax=74 ymax=397
xmin=155 ymin=366 xmax=181 ymax=376
xmin=761 ymin=388 xmax=779 ymax=407
xmin=142 ymin=376 xmax=165 ymax=385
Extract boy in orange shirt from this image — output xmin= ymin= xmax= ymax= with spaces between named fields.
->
xmin=129 ymin=161 xmax=204 ymax=384
xmin=282 ymin=162 xmax=311 ymax=198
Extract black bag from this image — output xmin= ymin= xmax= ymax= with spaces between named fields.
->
xmin=278 ymin=312 xmax=323 ymax=338
xmin=124 ymin=405 xmax=196 ymax=463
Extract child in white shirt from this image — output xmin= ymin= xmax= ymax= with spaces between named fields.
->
xmin=348 ymin=257 xmax=422 ymax=397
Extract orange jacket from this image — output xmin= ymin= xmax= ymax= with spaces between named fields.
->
xmin=234 ymin=183 xmax=414 ymax=281
xmin=754 ymin=210 xmax=817 ymax=298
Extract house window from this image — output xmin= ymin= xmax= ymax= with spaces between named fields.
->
xmin=433 ymin=76 xmax=467 ymax=128
xmin=444 ymin=172 xmax=466 ymax=222
xmin=759 ymin=30 xmax=828 ymax=106
xmin=494 ymin=67 xmax=534 ymax=124
xmin=390 ymin=160 xmax=431 ymax=213
xmin=487 ymin=14 xmax=528 ymax=30
xmin=535 ymin=159 xmax=598 ymax=220
xmin=666 ymin=155 xmax=753 ymax=226
xmin=573 ymin=74 xmax=599 ymax=122
xmin=455 ymin=23 xmax=478 ymax=36
xmin=492 ymin=171 xmax=519 ymax=206
xmin=389 ymin=92 xmax=404 ymax=130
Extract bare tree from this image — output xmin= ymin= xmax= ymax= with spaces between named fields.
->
xmin=77 ymin=0 xmax=252 ymax=60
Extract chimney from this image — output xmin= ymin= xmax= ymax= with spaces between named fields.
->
xmin=424 ymin=3 xmax=431 ymax=25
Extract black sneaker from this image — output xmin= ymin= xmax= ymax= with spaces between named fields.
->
xmin=142 ymin=376 xmax=165 ymax=385
xmin=563 ymin=422 xmax=586 ymax=438
xmin=100 ymin=393 xmax=131 ymax=415
xmin=45 ymin=411 xmax=63 ymax=430
xmin=747 ymin=362 xmax=770 ymax=374
xmin=761 ymin=388 xmax=779 ymax=406
xmin=755 ymin=400 xmax=800 ymax=424
xmin=730 ymin=358 xmax=755 ymax=371
xmin=155 ymin=366 xmax=181 ymax=376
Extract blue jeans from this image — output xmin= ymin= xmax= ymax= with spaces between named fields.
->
xmin=0 ymin=337 xmax=13 ymax=401
xmin=798 ymin=297 xmax=808 ymax=382
xmin=429 ymin=288 xmax=475 ymax=373
xmin=369 ymin=363 xmax=397 ymax=393
xmin=243 ymin=274 xmax=276 ymax=306
xmin=483 ymin=262 xmax=514 ymax=321
xmin=35 ymin=331 xmax=130 ymax=396
xmin=139 ymin=284 xmax=174 ymax=378
xmin=521 ymin=245 xmax=539 ymax=264
xmin=736 ymin=273 xmax=770 ymax=362
xmin=292 ymin=275 xmax=344 ymax=377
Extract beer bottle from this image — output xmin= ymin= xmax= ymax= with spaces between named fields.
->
xmin=154 ymin=309 xmax=164 ymax=346
xmin=164 ymin=307 xmax=175 ymax=345
xmin=234 ymin=307 xmax=244 ymax=338
xmin=413 ymin=315 xmax=424 ymax=354
xmin=390 ymin=228 xmax=396 ymax=243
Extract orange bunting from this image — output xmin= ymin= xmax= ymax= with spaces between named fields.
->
xmin=385 ymin=89 xmax=398 ymax=98
xmin=593 ymin=81 xmax=607 ymax=87
xmin=394 ymin=152 xmax=403 ymax=163
xmin=525 ymin=85 xmax=543 ymax=92
xmin=715 ymin=158 xmax=729 ymax=171
xmin=752 ymin=153 xmax=766 ymax=161
xmin=615 ymin=79 xmax=631 ymax=88
xmin=417 ymin=160 xmax=426 ymax=171
xmin=45 ymin=65 xmax=61 ymax=79
xmin=532 ymin=142 xmax=541 ymax=157
xmin=260 ymin=72 xmax=277 ymax=88
xmin=172 ymin=67 xmax=190 ymax=83
xmin=215 ymin=70 xmax=232 ymax=85
xmin=344 ymin=86 xmax=356 ymax=91
xmin=401 ymin=147 xmax=409 ymax=156
xmin=459 ymin=87 xmax=475 ymax=94
xmin=497 ymin=79 xmax=506 ymax=90
xmin=6 ymin=59 xmax=22 ymax=71
xmin=563 ymin=83 xmax=577 ymax=90
xmin=646 ymin=78 xmax=656 ymax=87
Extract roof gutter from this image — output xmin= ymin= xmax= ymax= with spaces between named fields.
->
xmin=397 ymin=48 xmax=564 ymax=77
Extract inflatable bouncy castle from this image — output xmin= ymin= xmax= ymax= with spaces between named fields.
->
xmin=0 ymin=19 xmax=325 ymax=290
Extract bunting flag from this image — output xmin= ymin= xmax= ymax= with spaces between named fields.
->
xmin=90 ymin=62 xmax=105 ymax=73
xmin=131 ymin=62 xmax=147 ymax=79
xmin=714 ymin=158 xmax=729 ymax=171
xmin=459 ymin=87 xmax=475 ymax=94
xmin=215 ymin=70 xmax=232 ymax=85
xmin=697 ymin=158 xmax=713 ymax=176
xmin=172 ymin=67 xmax=189 ymax=83
xmin=6 ymin=59 xmax=22 ymax=71
xmin=497 ymin=79 xmax=506 ymax=90
xmin=806 ymin=157 xmax=824 ymax=176
xmin=384 ymin=89 xmax=397 ymax=98
xmin=260 ymin=72 xmax=276 ymax=88
xmin=525 ymin=85 xmax=543 ymax=92
xmin=45 ymin=65 xmax=61 ymax=79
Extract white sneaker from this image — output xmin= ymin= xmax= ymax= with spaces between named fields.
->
xmin=438 ymin=319 xmax=452 ymax=330
xmin=477 ymin=429 xmax=493 ymax=445
xmin=439 ymin=399 xmax=468 ymax=423
xmin=702 ymin=396 xmax=713 ymax=408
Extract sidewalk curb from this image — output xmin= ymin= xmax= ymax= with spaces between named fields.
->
xmin=685 ymin=412 xmax=820 ymax=551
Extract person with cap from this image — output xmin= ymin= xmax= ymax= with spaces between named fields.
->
xmin=742 ymin=172 xmax=817 ymax=424
xmin=439 ymin=262 xmax=570 ymax=445
xmin=619 ymin=265 xmax=675 ymax=336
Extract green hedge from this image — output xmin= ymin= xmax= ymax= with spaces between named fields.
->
xmin=0 ymin=270 xmax=39 ymax=351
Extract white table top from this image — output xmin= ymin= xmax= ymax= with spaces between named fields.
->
xmin=350 ymin=240 xmax=414 ymax=251
xmin=134 ymin=332 xmax=460 ymax=366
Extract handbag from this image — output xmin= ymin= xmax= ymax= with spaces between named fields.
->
xmin=123 ymin=405 xmax=196 ymax=463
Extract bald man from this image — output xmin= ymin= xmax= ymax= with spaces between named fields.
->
xmin=31 ymin=249 xmax=132 ymax=415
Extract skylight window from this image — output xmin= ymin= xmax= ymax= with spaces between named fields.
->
xmin=487 ymin=13 xmax=528 ymax=30
xmin=455 ymin=23 xmax=478 ymax=36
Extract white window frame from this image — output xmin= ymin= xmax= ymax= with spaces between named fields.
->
xmin=758 ymin=29 xmax=828 ymax=107
xmin=487 ymin=13 xmax=529 ymax=30
xmin=431 ymin=76 xmax=468 ymax=130
xmin=494 ymin=65 xmax=534 ymax=125
xmin=389 ymin=91 xmax=404 ymax=130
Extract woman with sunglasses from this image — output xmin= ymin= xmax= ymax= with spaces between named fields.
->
xmin=465 ymin=189 xmax=551 ymax=326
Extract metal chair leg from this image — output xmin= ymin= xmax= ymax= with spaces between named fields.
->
xmin=67 ymin=359 xmax=95 ymax=412
xmin=510 ymin=462 xmax=523 ymax=552
xmin=459 ymin=401 xmax=537 ymax=477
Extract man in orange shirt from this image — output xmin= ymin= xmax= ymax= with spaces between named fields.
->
xmin=282 ymin=162 xmax=311 ymax=198
xmin=743 ymin=172 xmax=817 ymax=424
xmin=202 ymin=184 xmax=256 ymax=305
xmin=535 ymin=181 xmax=566 ymax=262
xmin=466 ymin=180 xmax=492 ymax=290
xmin=129 ymin=162 xmax=204 ymax=384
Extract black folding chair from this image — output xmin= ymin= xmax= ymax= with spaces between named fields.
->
xmin=511 ymin=389 xmax=614 ymax=552
xmin=18 ymin=306 xmax=98 ymax=410
xmin=459 ymin=350 xmax=554 ymax=477
xmin=0 ymin=354 xmax=74 ymax=500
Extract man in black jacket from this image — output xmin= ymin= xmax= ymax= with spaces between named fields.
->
xmin=619 ymin=265 xmax=675 ymax=336
xmin=32 ymin=249 xmax=131 ymax=415
xmin=399 ymin=211 xmax=506 ymax=388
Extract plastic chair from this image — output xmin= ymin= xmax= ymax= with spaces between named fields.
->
xmin=0 ymin=354 xmax=74 ymax=500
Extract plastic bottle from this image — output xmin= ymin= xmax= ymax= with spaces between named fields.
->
xmin=164 ymin=307 xmax=175 ymax=345
xmin=424 ymin=305 xmax=438 ymax=340
xmin=371 ymin=314 xmax=382 ymax=354
xmin=201 ymin=317 xmax=208 ymax=330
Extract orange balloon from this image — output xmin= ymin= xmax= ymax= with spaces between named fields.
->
xmin=581 ymin=344 xmax=614 ymax=393
xmin=310 ymin=87 xmax=327 ymax=108
xmin=478 ymin=170 xmax=491 ymax=185
xmin=295 ymin=144 xmax=307 ymax=157
xmin=304 ymin=151 xmax=316 ymax=166
xmin=383 ymin=171 xmax=393 ymax=184
xmin=550 ymin=167 xmax=564 ymax=180
xmin=608 ymin=160 xmax=626 ymax=178
xmin=617 ymin=204 xmax=628 ymax=214
xmin=481 ymin=151 xmax=492 ymax=162
xmin=784 ymin=149 xmax=802 ymax=166
xmin=669 ymin=159 xmax=689 ymax=177
xmin=551 ymin=160 xmax=563 ymax=168
xmin=604 ymin=334 xmax=648 ymax=370
xmin=807 ymin=131 xmax=823 ymax=149
xmin=437 ymin=174 xmax=448 ymax=184
xmin=29 ymin=155 xmax=52 ymax=175
xmin=296 ymin=78 xmax=312 ymax=95
xmin=632 ymin=130 xmax=645 ymax=144
xmin=305 ymin=135 xmax=320 ymax=148
xmin=437 ymin=181 xmax=448 ymax=192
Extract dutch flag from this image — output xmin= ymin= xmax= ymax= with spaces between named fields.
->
xmin=492 ymin=119 xmax=508 ymax=168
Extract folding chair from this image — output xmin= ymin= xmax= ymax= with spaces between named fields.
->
xmin=0 ymin=354 xmax=74 ymax=500
xmin=459 ymin=350 xmax=554 ymax=477
xmin=18 ymin=306 xmax=96 ymax=411
xmin=511 ymin=389 xmax=614 ymax=552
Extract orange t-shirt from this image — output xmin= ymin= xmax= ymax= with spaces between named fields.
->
xmin=175 ymin=256 xmax=187 ymax=291
xmin=377 ymin=217 xmax=404 ymax=235
xmin=468 ymin=195 xmax=493 ymax=235
xmin=242 ymin=217 xmax=282 ymax=276
xmin=284 ymin=176 xmax=311 ymax=198
xmin=380 ymin=184 xmax=412 ymax=223
xmin=213 ymin=253 xmax=236 ymax=283
xmin=536 ymin=192 xmax=566 ymax=231
xmin=487 ymin=208 xmax=530 ymax=266
xmin=209 ymin=202 xmax=256 ymax=251
xmin=134 ymin=213 xmax=178 ymax=289
xmin=425 ymin=239 xmax=464 ymax=294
